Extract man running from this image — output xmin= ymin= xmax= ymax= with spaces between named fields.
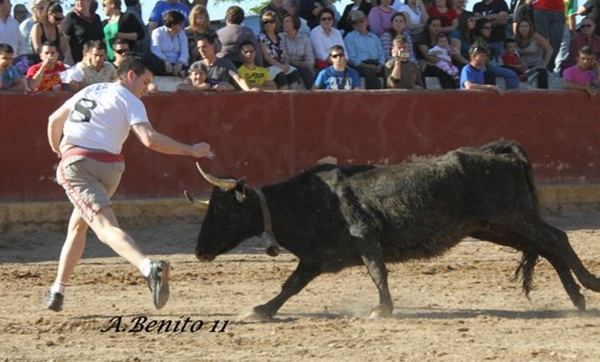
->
xmin=45 ymin=56 xmax=212 ymax=312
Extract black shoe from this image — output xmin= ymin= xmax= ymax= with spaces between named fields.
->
xmin=145 ymin=261 xmax=170 ymax=309
xmin=45 ymin=291 xmax=64 ymax=312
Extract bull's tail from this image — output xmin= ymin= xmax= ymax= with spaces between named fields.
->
xmin=476 ymin=140 xmax=539 ymax=211
xmin=511 ymin=251 xmax=539 ymax=298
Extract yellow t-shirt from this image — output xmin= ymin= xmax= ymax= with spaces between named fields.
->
xmin=238 ymin=65 xmax=271 ymax=87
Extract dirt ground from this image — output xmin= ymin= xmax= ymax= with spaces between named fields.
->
xmin=1 ymin=211 xmax=599 ymax=362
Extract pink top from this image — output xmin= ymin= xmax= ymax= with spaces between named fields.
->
xmin=368 ymin=7 xmax=396 ymax=37
xmin=563 ymin=65 xmax=597 ymax=86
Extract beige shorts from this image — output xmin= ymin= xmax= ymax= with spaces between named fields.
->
xmin=57 ymin=155 xmax=125 ymax=223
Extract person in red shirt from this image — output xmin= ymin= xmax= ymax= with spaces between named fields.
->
xmin=533 ymin=0 xmax=566 ymax=71
xmin=426 ymin=0 xmax=459 ymax=34
xmin=26 ymin=41 xmax=67 ymax=91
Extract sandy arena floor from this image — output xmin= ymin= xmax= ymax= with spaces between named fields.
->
xmin=1 ymin=212 xmax=599 ymax=362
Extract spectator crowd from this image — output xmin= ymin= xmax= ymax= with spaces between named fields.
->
xmin=1 ymin=0 xmax=599 ymax=94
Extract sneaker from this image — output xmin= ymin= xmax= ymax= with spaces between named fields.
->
xmin=145 ymin=260 xmax=170 ymax=309
xmin=45 ymin=291 xmax=64 ymax=312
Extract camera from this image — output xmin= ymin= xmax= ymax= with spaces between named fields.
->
xmin=395 ymin=50 xmax=403 ymax=58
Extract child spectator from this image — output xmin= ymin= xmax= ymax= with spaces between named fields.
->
xmin=427 ymin=33 xmax=460 ymax=81
xmin=0 ymin=43 xmax=26 ymax=91
xmin=237 ymin=41 xmax=276 ymax=90
xmin=177 ymin=60 xmax=232 ymax=91
xmin=26 ymin=41 xmax=67 ymax=91
xmin=313 ymin=44 xmax=362 ymax=90
xmin=502 ymin=38 xmax=527 ymax=81
xmin=563 ymin=46 xmax=599 ymax=97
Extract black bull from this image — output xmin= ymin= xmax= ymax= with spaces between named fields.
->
xmin=191 ymin=140 xmax=600 ymax=318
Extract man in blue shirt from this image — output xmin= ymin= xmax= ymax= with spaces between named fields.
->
xmin=313 ymin=44 xmax=362 ymax=90
xmin=460 ymin=44 xmax=503 ymax=94
xmin=0 ymin=43 xmax=25 ymax=91
xmin=344 ymin=10 xmax=385 ymax=89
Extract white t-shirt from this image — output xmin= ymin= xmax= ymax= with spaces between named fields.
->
xmin=61 ymin=82 xmax=150 ymax=154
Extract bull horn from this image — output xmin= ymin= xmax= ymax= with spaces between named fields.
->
xmin=196 ymin=162 xmax=237 ymax=190
xmin=183 ymin=190 xmax=210 ymax=210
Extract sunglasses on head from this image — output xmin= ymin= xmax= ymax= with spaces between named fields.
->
xmin=469 ymin=45 xmax=489 ymax=55
xmin=330 ymin=53 xmax=345 ymax=59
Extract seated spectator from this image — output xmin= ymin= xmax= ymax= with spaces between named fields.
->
xmin=514 ymin=18 xmax=552 ymax=89
xmin=261 ymin=0 xmax=289 ymax=32
xmin=19 ymin=0 xmax=48 ymax=54
xmin=368 ymin=0 xmax=395 ymax=37
xmin=338 ymin=0 xmax=373 ymax=36
xmin=398 ymin=0 xmax=429 ymax=37
xmin=0 ymin=43 xmax=26 ymax=91
xmin=151 ymin=10 xmax=189 ymax=77
xmin=238 ymin=41 xmax=276 ymax=90
xmin=177 ymin=60 xmax=232 ymax=91
xmin=26 ymin=41 xmax=67 ymax=91
xmin=560 ymin=17 xmax=600 ymax=74
xmin=427 ymin=32 xmax=460 ymax=81
xmin=185 ymin=4 xmax=217 ymax=64
xmin=384 ymin=35 xmax=424 ymax=89
xmin=282 ymin=13 xmax=315 ymax=89
xmin=502 ymin=38 xmax=527 ymax=81
xmin=310 ymin=7 xmax=345 ymax=70
xmin=31 ymin=2 xmax=71 ymax=63
xmin=449 ymin=11 xmax=476 ymax=67
xmin=0 ymin=0 xmax=28 ymax=56
xmin=460 ymin=44 xmax=503 ymax=93
xmin=283 ymin=0 xmax=311 ymax=36
xmin=416 ymin=16 xmax=457 ymax=88
xmin=112 ymin=38 xmax=129 ymax=67
xmin=216 ymin=5 xmax=263 ymax=68
xmin=13 ymin=4 xmax=29 ymax=24
xmin=196 ymin=33 xmax=256 ymax=91
xmin=102 ymin=0 xmax=145 ymax=62
xmin=313 ymin=44 xmax=363 ymax=89
xmin=344 ymin=10 xmax=386 ymax=89
xmin=380 ymin=12 xmax=415 ymax=63
xmin=258 ymin=10 xmax=301 ymax=90
xmin=473 ymin=18 xmax=519 ymax=89
xmin=563 ymin=46 xmax=599 ymax=97
xmin=62 ymin=0 xmax=104 ymax=64
xmin=426 ymin=0 xmax=459 ymax=34
xmin=147 ymin=0 xmax=190 ymax=35
xmin=512 ymin=0 xmax=534 ymax=35
xmin=73 ymin=40 xmax=117 ymax=90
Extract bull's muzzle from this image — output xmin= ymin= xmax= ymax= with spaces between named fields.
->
xmin=195 ymin=251 xmax=216 ymax=262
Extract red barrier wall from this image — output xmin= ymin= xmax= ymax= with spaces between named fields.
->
xmin=2 ymin=90 xmax=600 ymax=202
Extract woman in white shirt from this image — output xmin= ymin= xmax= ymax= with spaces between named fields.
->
xmin=398 ymin=0 xmax=429 ymax=37
xmin=310 ymin=7 xmax=345 ymax=70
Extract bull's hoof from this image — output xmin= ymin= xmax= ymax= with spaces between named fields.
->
xmin=243 ymin=305 xmax=274 ymax=320
xmin=369 ymin=305 xmax=393 ymax=319
xmin=574 ymin=296 xmax=586 ymax=312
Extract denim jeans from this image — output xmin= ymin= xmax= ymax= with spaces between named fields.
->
xmin=487 ymin=65 xmax=520 ymax=89
xmin=534 ymin=9 xmax=566 ymax=71
xmin=554 ymin=25 xmax=572 ymax=73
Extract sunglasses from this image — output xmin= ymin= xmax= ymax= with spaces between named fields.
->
xmin=53 ymin=15 xmax=64 ymax=21
xmin=114 ymin=49 xmax=129 ymax=55
xmin=330 ymin=53 xmax=345 ymax=59
xmin=581 ymin=24 xmax=594 ymax=28
xmin=321 ymin=17 xmax=333 ymax=21
xmin=262 ymin=20 xmax=275 ymax=24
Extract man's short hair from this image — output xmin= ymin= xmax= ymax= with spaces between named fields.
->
xmin=579 ymin=45 xmax=594 ymax=57
xmin=225 ymin=5 xmax=245 ymax=25
xmin=239 ymin=40 xmax=254 ymax=52
xmin=0 ymin=43 xmax=15 ymax=55
xmin=504 ymin=38 xmax=516 ymax=48
xmin=197 ymin=33 xmax=216 ymax=45
xmin=40 ymin=41 xmax=58 ymax=52
xmin=86 ymin=40 xmax=107 ymax=52
xmin=469 ymin=44 xmax=489 ymax=56
xmin=163 ymin=10 xmax=185 ymax=27
xmin=116 ymin=56 xmax=152 ymax=80
xmin=392 ymin=35 xmax=408 ymax=47
xmin=113 ymin=38 xmax=129 ymax=49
